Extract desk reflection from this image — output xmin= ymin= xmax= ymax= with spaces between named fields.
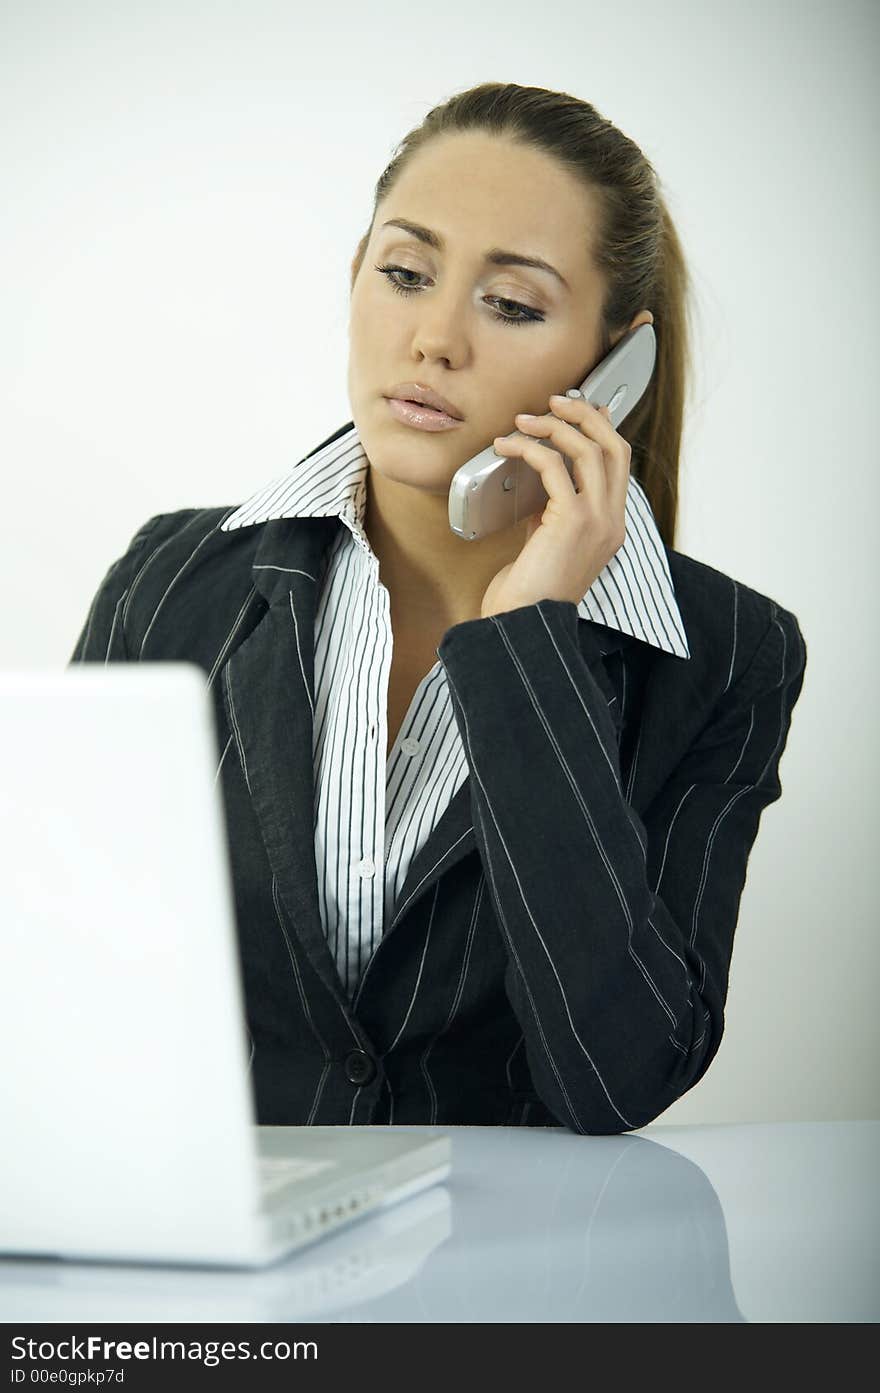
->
xmin=0 ymin=1128 xmax=745 ymax=1323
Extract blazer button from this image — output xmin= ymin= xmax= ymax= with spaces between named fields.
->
xmin=344 ymin=1049 xmax=377 ymax=1086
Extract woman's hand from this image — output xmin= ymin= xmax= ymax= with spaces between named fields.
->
xmin=479 ymin=393 xmax=631 ymax=620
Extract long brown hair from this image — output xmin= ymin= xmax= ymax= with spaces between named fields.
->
xmin=349 ymin=81 xmax=697 ymax=550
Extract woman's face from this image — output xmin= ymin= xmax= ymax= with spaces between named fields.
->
xmin=347 ymin=130 xmax=638 ymax=498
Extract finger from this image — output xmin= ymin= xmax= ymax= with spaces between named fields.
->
xmin=514 ymin=407 xmax=607 ymax=467
xmin=513 ymin=409 xmax=610 ymax=515
xmin=548 ymin=394 xmax=622 ymax=453
xmin=547 ymin=396 xmax=630 ymax=524
xmin=492 ymin=432 xmax=578 ymax=507
xmin=595 ymin=404 xmax=631 ymax=523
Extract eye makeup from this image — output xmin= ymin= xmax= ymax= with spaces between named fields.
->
xmin=373 ymin=263 xmax=546 ymax=328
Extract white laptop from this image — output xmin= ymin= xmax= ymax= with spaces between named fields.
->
xmin=0 ymin=664 xmax=451 ymax=1270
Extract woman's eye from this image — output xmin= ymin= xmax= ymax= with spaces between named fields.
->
xmin=373 ymin=263 xmax=545 ymax=327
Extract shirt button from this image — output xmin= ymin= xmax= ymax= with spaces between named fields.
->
xmin=344 ymin=1050 xmax=377 ymax=1086
xmin=357 ymin=856 xmax=375 ymax=877
xmin=400 ymin=736 xmax=420 ymax=757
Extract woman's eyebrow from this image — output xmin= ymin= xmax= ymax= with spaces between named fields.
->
xmin=380 ymin=217 xmax=570 ymax=291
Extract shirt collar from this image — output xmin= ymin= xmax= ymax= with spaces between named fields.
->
xmin=221 ymin=422 xmax=690 ymax=658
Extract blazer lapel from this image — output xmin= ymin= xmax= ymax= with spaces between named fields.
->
xmin=220 ymin=513 xmax=348 ymax=1004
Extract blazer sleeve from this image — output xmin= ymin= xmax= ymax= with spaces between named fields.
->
xmin=436 ymin=597 xmax=807 ymax=1135
xmin=67 ymin=515 xmax=167 ymax=663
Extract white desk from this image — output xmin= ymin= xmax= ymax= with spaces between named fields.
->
xmin=0 ymin=1121 xmax=876 ymax=1323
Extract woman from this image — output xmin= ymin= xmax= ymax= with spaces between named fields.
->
xmin=70 ymin=82 xmax=807 ymax=1133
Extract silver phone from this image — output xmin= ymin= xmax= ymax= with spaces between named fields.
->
xmin=448 ymin=322 xmax=656 ymax=541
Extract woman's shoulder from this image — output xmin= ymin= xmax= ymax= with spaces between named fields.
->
xmin=113 ymin=504 xmax=267 ymax=579
xmin=663 ymin=543 xmax=806 ymax=696
xmin=667 ymin=543 xmax=802 ymax=634
xmin=127 ymin=505 xmax=240 ymax=550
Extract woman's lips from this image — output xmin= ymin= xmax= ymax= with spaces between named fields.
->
xmin=386 ymin=397 xmax=463 ymax=431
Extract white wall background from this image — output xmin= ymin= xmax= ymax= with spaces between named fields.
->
xmin=1 ymin=0 xmax=877 ymax=1125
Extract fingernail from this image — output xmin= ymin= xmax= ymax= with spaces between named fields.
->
xmin=516 ymin=412 xmax=538 ymax=421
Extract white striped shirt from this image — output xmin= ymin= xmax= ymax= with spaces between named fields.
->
xmin=221 ymin=422 xmax=690 ymax=999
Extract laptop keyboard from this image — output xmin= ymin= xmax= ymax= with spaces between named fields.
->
xmin=257 ymin=1155 xmax=338 ymax=1198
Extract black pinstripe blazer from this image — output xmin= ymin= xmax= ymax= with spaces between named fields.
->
xmin=69 ymin=421 xmax=808 ymax=1133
